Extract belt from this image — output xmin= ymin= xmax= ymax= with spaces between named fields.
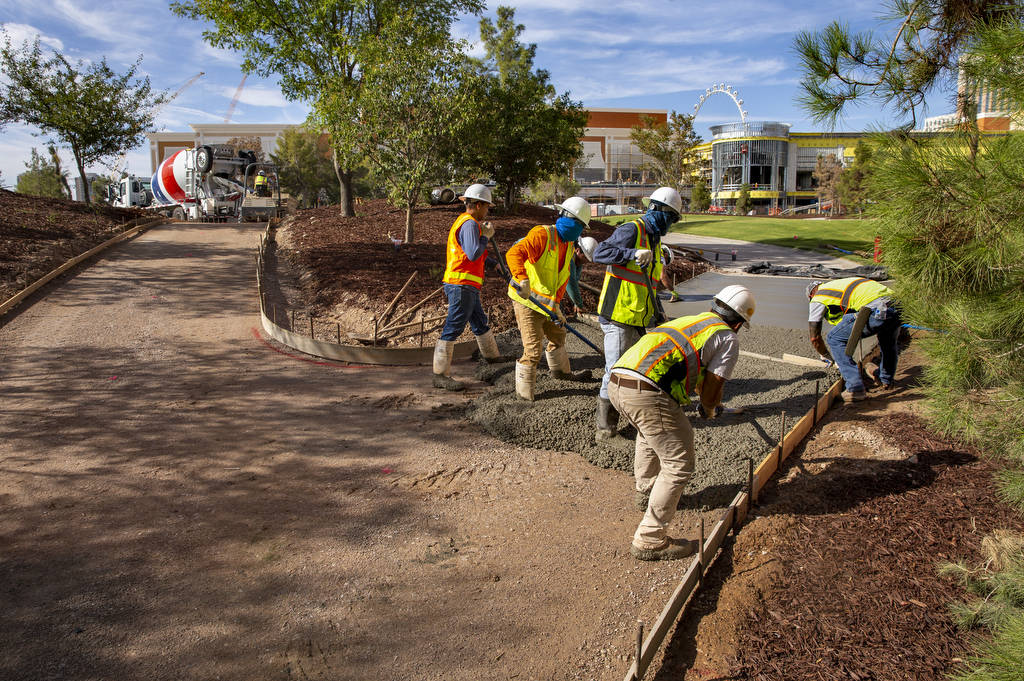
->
xmin=609 ymin=373 xmax=661 ymax=392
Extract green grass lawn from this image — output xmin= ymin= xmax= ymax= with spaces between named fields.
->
xmin=599 ymin=213 xmax=881 ymax=262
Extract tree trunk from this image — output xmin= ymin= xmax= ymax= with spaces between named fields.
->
xmin=74 ymin=159 xmax=89 ymax=204
xmin=503 ymin=182 xmax=516 ymax=213
xmin=50 ymin=146 xmax=74 ymax=202
xmin=332 ymin=149 xmax=355 ymax=217
xmin=404 ymin=201 xmax=414 ymax=244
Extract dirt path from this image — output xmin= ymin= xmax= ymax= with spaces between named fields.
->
xmin=0 ymin=222 xmax=713 ymax=681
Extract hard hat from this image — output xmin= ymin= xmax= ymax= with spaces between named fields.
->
xmin=555 ymin=196 xmax=592 ymax=226
xmin=459 ymin=183 xmax=493 ymax=205
xmin=578 ymin=236 xmax=598 ymax=262
xmin=806 ymin=280 xmax=823 ymax=299
xmin=643 ymin=186 xmax=683 ymax=215
xmin=712 ymin=284 xmax=756 ymax=328
xmin=661 ymin=243 xmax=673 ymax=265
xmin=258 ymin=170 xmax=266 ymax=175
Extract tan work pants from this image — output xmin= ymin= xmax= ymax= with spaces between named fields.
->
xmin=513 ymin=301 xmax=566 ymax=367
xmin=608 ymin=379 xmax=695 ymax=549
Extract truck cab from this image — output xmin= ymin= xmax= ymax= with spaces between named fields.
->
xmin=108 ymin=176 xmax=152 ymax=209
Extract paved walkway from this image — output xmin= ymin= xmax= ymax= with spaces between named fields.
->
xmin=663 ymin=231 xmax=862 ymax=270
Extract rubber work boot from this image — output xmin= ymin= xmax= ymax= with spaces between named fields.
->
xmin=841 ymin=389 xmax=867 ymax=403
xmin=475 ymin=330 xmax=510 ymax=364
xmin=514 ymin=361 xmax=536 ymax=401
xmin=630 ymin=537 xmax=699 ymax=562
xmin=545 ymin=345 xmax=576 ymax=380
xmin=432 ymin=340 xmax=464 ymax=392
xmin=595 ymin=397 xmax=620 ymax=440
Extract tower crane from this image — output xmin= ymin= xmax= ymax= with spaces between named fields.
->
xmin=224 ymin=74 xmax=248 ymax=124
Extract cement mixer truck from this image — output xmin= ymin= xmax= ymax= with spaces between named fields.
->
xmin=147 ymin=145 xmax=281 ymax=222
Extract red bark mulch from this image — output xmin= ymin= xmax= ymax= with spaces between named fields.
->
xmin=734 ymin=411 xmax=1019 ymax=680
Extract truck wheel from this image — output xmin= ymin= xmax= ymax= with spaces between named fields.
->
xmin=195 ymin=145 xmax=213 ymax=173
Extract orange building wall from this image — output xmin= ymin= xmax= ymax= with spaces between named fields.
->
xmin=587 ymin=110 xmax=666 ymax=128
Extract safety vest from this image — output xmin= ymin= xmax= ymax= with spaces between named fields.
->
xmin=254 ymin=174 xmax=267 ymax=187
xmin=812 ymin=277 xmax=892 ymax=325
xmin=598 ymin=219 xmax=663 ymax=327
xmin=443 ymin=213 xmax=486 ymax=289
xmin=507 ymin=225 xmax=572 ymax=315
xmin=613 ymin=312 xmax=731 ymax=403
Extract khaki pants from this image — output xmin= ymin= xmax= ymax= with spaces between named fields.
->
xmin=608 ymin=378 xmax=695 ymax=549
xmin=513 ymin=301 xmax=566 ymax=367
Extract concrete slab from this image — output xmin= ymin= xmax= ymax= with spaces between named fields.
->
xmin=662 ymin=231 xmax=861 ymax=271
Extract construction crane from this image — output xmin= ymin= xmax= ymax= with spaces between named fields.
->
xmin=224 ymin=74 xmax=248 ymax=124
xmin=113 ymin=71 xmax=205 ymax=178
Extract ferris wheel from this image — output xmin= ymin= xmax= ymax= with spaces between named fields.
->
xmin=693 ymin=83 xmax=748 ymax=126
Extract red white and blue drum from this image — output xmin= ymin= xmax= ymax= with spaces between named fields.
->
xmin=150 ymin=149 xmax=193 ymax=205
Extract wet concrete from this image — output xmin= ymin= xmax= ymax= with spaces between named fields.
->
xmin=468 ymin=319 xmax=841 ymax=509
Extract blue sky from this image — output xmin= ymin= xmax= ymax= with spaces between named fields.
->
xmin=0 ymin=0 xmax=957 ymax=188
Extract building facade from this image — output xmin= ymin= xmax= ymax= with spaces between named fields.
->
xmin=146 ymin=123 xmax=296 ymax=174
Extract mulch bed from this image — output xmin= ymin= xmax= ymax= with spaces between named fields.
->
xmin=734 ymin=411 xmax=1019 ymax=680
xmin=0 ymin=189 xmax=145 ymax=303
xmin=280 ymin=199 xmax=706 ymax=332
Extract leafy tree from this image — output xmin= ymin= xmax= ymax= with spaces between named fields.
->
xmin=91 ymin=176 xmax=112 ymax=204
xmin=0 ymin=33 xmax=165 ymax=204
xmin=47 ymin=145 xmax=72 ymax=199
xmin=813 ymin=153 xmax=843 ymax=215
xmin=270 ymin=126 xmax=337 ymax=209
xmin=796 ymin=3 xmax=1024 ymax=470
xmin=735 ymin=183 xmax=752 ymax=215
xmin=348 ymin=12 xmax=471 ymax=242
xmin=691 ymin=177 xmax=711 ymax=212
xmin=629 ymin=112 xmax=703 ymax=190
xmin=837 ymin=140 xmax=874 ymax=216
xmin=16 ymin=147 xmax=65 ymax=198
xmin=464 ymin=6 xmax=588 ymax=211
xmin=526 ymin=171 xmax=580 ymax=206
xmin=172 ymin=0 xmax=483 ymax=217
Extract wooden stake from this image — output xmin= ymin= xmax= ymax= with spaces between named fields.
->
xmin=418 ymin=312 xmax=424 ymax=348
xmin=379 ymin=313 xmax=447 ymax=335
xmin=698 ymin=518 xmax=706 ymax=585
xmin=635 ymin=620 xmax=644 ymax=681
xmin=309 ymin=314 xmax=314 ymax=339
xmin=386 ymin=285 xmax=443 ymax=327
xmin=779 ymin=411 xmax=787 ymax=461
xmin=813 ymin=380 xmax=820 ymax=422
xmin=748 ymin=458 xmax=755 ymax=506
xmin=336 ymin=322 xmax=341 ymax=344
xmin=379 ymin=270 xmax=418 ymax=327
xmin=373 ymin=315 xmax=378 ymax=346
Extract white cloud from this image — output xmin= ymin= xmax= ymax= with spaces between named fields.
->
xmin=0 ymin=22 xmax=64 ymax=50
xmin=222 ymin=84 xmax=290 ymax=109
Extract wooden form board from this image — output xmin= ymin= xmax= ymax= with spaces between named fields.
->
xmin=0 ymin=217 xmax=165 ymax=318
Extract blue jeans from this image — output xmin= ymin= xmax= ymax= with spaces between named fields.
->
xmin=826 ymin=304 xmax=902 ymax=393
xmin=440 ymin=283 xmax=490 ymax=341
xmin=599 ymin=320 xmax=642 ymax=399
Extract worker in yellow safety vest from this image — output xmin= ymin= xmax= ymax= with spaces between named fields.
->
xmin=806 ymin=277 xmax=902 ymax=403
xmin=254 ymin=170 xmax=268 ymax=197
xmin=505 ymin=197 xmax=592 ymax=400
xmin=593 ymin=186 xmax=682 ymax=441
xmin=432 ymin=183 xmax=506 ymax=391
xmin=608 ymin=285 xmax=756 ymax=561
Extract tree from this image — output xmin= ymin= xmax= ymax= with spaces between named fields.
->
xmin=91 ymin=176 xmax=112 ymax=204
xmin=813 ymin=153 xmax=843 ymax=215
xmin=691 ymin=178 xmax=711 ymax=212
xmin=172 ymin=0 xmax=483 ymax=217
xmin=796 ymin=4 xmax=1024 ymax=473
xmin=0 ymin=33 xmax=165 ymax=204
xmin=629 ymin=112 xmax=703 ymax=190
xmin=526 ymin=171 xmax=580 ymax=206
xmin=735 ymin=183 xmax=752 ymax=215
xmin=47 ymin=145 xmax=72 ymax=199
xmin=464 ymin=6 xmax=588 ymax=211
xmin=270 ymin=126 xmax=337 ymax=209
xmin=837 ymin=141 xmax=874 ymax=216
xmin=16 ymin=147 xmax=65 ymax=198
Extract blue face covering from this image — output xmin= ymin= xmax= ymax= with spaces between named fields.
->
xmin=555 ymin=216 xmax=585 ymax=242
xmin=646 ymin=209 xmax=675 ymax=236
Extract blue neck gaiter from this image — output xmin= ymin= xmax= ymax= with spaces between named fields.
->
xmin=646 ymin=209 xmax=673 ymax=236
xmin=555 ymin=216 xmax=584 ymax=242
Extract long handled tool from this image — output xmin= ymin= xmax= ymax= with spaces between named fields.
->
xmin=641 ymin=263 xmax=667 ymax=326
xmin=488 ymin=237 xmax=604 ymax=356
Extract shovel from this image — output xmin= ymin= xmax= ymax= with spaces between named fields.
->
xmin=641 ymin=263 xmax=667 ymax=326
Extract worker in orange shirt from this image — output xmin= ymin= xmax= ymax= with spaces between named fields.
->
xmin=505 ymin=197 xmax=592 ymax=400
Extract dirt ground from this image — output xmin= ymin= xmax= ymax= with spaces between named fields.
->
xmin=2 ymin=193 xmax=1017 ymax=680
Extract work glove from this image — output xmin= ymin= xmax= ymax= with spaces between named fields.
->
xmin=515 ymin=278 xmax=531 ymax=298
xmin=818 ymin=354 xmax=834 ymax=369
xmin=481 ymin=221 xmax=495 ymax=238
xmin=661 ymin=244 xmax=673 ymax=265
xmin=634 ymin=249 xmax=654 ymax=267
xmin=554 ymin=305 xmax=566 ymax=324
xmin=697 ymin=403 xmax=723 ymax=419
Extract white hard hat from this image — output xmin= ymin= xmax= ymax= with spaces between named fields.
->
xmin=578 ymin=236 xmax=598 ymax=262
xmin=713 ymin=284 xmax=756 ymax=328
xmin=459 ymin=183 xmax=493 ymax=205
xmin=644 ymin=186 xmax=683 ymax=215
xmin=661 ymin=243 xmax=673 ymax=265
xmin=556 ymin=196 xmax=592 ymax=226
xmin=806 ymin=280 xmax=823 ymax=299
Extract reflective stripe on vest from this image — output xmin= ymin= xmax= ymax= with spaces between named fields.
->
xmin=507 ymin=225 xmax=572 ymax=314
xmin=443 ymin=213 xmax=485 ymax=289
xmin=598 ymin=219 xmax=663 ymax=327
xmin=812 ymin=277 xmax=892 ymax=325
xmin=613 ymin=312 xmax=730 ymax=400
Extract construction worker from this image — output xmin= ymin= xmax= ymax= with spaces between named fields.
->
xmin=562 ymin=235 xmax=599 ymax=320
xmin=593 ymin=186 xmax=683 ymax=440
xmin=505 ymin=197 xmax=592 ymax=400
xmin=432 ymin=183 xmax=503 ymax=391
xmin=608 ymin=285 xmax=756 ymax=561
xmin=254 ymin=170 xmax=268 ymax=197
xmin=806 ymin=277 xmax=902 ymax=402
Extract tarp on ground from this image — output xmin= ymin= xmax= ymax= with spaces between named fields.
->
xmin=742 ymin=261 xmax=889 ymax=281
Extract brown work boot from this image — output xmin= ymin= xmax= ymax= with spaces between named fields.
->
xmin=630 ymin=537 xmax=698 ymax=562
xmin=841 ymin=389 xmax=867 ymax=403
xmin=432 ymin=373 xmax=465 ymax=392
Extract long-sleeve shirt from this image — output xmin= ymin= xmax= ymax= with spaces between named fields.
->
xmin=505 ymin=226 xmax=571 ymax=302
xmin=457 ymin=217 xmax=488 ymax=262
xmin=593 ymin=214 xmax=658 ymax=266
